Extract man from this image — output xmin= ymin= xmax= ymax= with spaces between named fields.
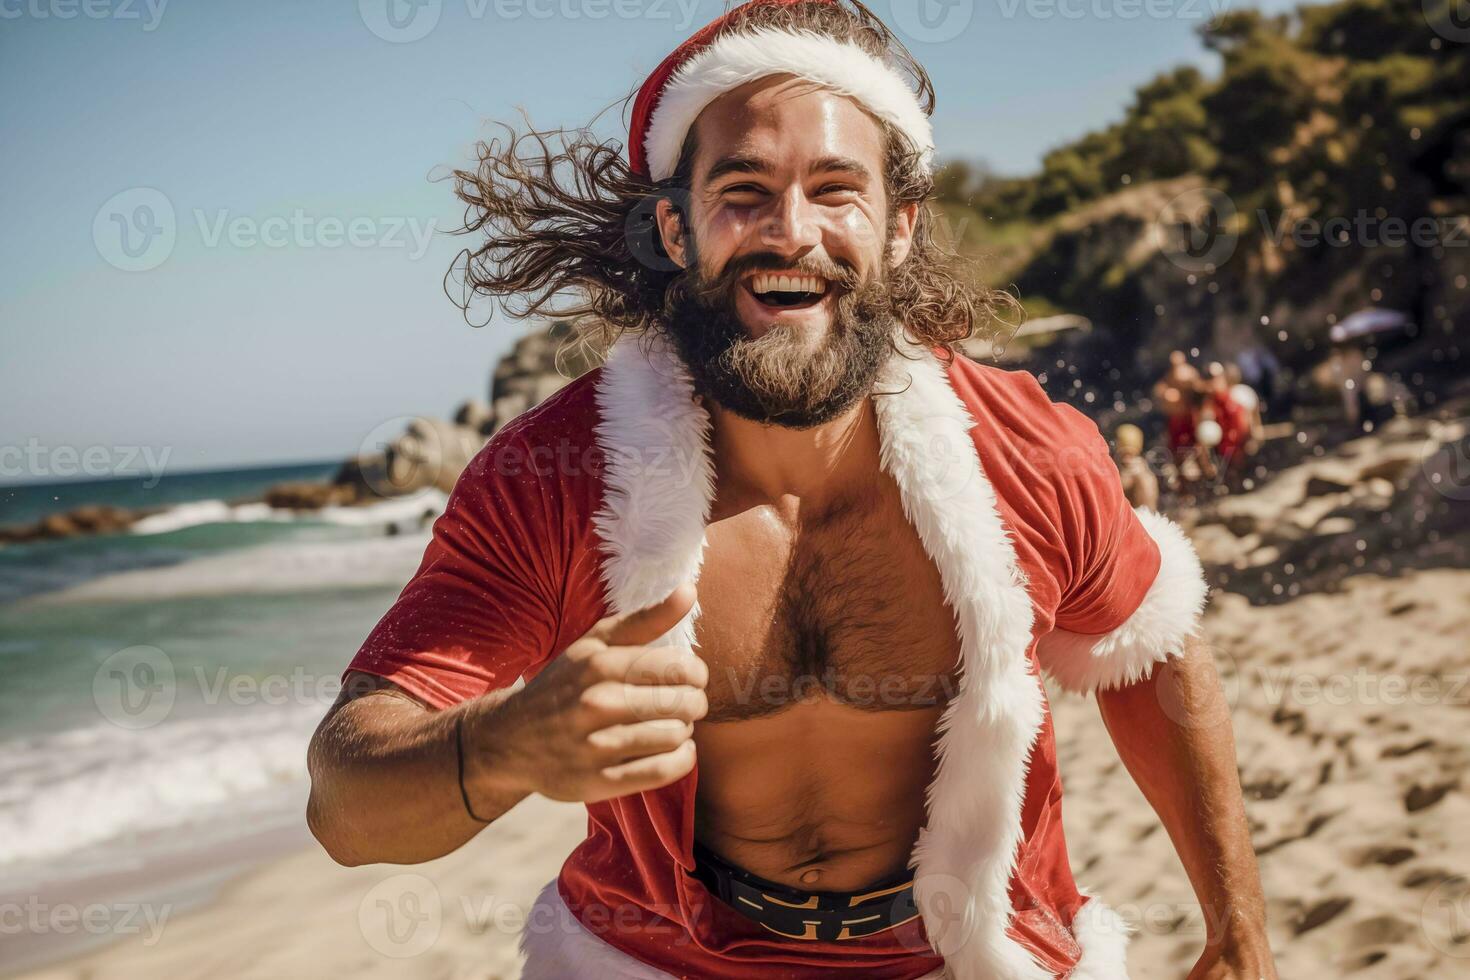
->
xmin=307 ymin=2 xmax=1276 ymax=977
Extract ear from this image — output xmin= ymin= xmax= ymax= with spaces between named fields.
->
xmin=654 ymin=197 xmax=689 ymax=270
xmin=886 ymin=201 xmax=919 ymax=269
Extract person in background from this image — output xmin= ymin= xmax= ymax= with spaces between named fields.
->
xmin=1206 ymin=363 xmax=1251 ymax=483
xmin=1113 ymin=423 xmax=1160 ymax=510
xmin=1225 ymin=363 xmax=1265 ymax=460
xmin=1154 ymin=349 xmax=1202 ymax=464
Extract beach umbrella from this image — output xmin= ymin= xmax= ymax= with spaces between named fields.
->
xmin=1329 ymin=308 xmax=1411 ymax=344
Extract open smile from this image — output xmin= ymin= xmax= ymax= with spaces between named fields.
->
xmin=743 ymin=271 xmax=831 ymax=311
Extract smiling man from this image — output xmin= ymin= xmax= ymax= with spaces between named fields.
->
xmin=307 ymin=1 xmax=1276 ymax=977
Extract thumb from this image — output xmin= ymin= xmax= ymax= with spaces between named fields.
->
xmin=598 ymin=583 xmax=697 ymax=647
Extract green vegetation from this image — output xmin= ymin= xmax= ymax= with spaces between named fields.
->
xmin=941 ymin=0 xmax=1468 ymax=237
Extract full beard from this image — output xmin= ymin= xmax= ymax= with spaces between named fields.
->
xmin=660 ymin=250 xmax=900 ymax=430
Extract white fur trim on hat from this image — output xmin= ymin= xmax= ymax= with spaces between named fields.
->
xmin=643 ymin=27 xmax=934 ymax=181
xmin=1036 ymin=507 xmax=1209 ymax=695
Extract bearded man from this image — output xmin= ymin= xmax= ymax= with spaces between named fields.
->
xmin=307 ymin=2 xmax=1276 ymax=977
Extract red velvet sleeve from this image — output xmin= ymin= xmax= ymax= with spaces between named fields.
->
xmin=1049 ymin=404 xmax=1162 ymax=637
xmin=345 ymin=431 xmax=564 ymax=710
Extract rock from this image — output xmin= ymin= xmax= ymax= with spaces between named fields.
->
xmin=39 ymin=513 xmax=82 ymax=538
xmin=0 ymin=503 xmax=148 ymax=542
xmin=1357 ymin=454 xmax=1417 ymax=485
xmin=1305 ymin=474 xmax=1354 ymax=497
xmin=485 ymin=324 xmax=600 ymax=434
xmin=453 ymin=399 xmax=495 ymax=435
xmin=264 ymin=482 xmax=359 ymax=510
xmin=1314 ymin=516 xmax=1357 ymax=536
xmin=387 ymin=417 xmax=485 ymax=495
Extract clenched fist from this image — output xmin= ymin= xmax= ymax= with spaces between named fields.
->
xmin=463 ymin=584 xmax=708 ymax=805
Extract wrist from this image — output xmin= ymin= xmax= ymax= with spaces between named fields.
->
xmin=1204 ymin=919 xmax=1272 ymax=959
xmin=459 ymin=697 xmax=534 ymax=813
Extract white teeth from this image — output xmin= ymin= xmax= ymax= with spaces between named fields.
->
xmin=751 ymin=273 xmax=827 ymax=295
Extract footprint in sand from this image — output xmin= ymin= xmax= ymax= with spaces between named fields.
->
xmin=1293 ymin=896 xmax=1353 ymax=936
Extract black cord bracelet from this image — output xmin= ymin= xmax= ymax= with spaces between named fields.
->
xmin=455 ymin=713 xmax=492 ymax=824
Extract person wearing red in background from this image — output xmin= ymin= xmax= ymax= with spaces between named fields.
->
xmin=1153 ymin=349 xmax=1201 ymax=462
xmin=1205 ymin=363 xmax=1250 ymax=479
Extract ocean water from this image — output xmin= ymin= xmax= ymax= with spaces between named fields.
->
xmin=0 ymin=466 xmax=447 ymax=894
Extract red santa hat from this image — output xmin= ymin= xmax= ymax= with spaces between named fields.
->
xmin=627 ymin=0 xmax=934 ymax=181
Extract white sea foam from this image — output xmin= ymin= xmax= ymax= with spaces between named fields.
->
xmin=128 ymin=489 xmax=448 ymax=535
xmin=32 ymin=532 xmax=434 ymax=604
xmin=0 ymin=703 xmax=323 ymax=873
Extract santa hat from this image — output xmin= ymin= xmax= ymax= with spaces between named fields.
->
xmin=627 ymin=0 xmax=934 ymax=181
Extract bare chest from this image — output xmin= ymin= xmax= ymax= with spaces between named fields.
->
xmin=693 ymin=485 xmax=962 ymax=722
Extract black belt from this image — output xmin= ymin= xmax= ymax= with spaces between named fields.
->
xmin=688 ymin=840 xmax=920 ymax=942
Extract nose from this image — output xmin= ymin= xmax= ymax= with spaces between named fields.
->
xmin=754 ymin=185 xmax=821 ymax=257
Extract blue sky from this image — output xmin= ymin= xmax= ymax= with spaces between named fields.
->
xmin=1 ymin=0 xmax=1311 ymax=479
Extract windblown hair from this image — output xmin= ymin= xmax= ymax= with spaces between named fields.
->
xmin=448 ymin=0 xmax=1018 ymax=360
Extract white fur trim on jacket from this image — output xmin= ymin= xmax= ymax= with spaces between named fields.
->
xmin=590 ymin=334 xmax=1133 ymax=979
xmin=1066 ymin=892 xmax=1133 ymax=979
xmin=1037 ymin=507 xmax=1208 ymax=696
xmin=643 ymin=27 xmax=934 ymax=180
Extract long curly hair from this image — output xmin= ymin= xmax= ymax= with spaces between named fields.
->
xmin=447 ymin=0 xmax=1017 ymax=361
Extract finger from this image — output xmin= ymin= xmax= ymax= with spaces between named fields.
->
xmin=588 ymin=645 xmax=709 ymax=689
xmin=585 ymin=719 xmax=694 ymax=762
xmin=579 ymin=682 xmax=708 ymax=726
xmin=592 ymin=740 xmax=697 ymax=797
xmin=595 ymin=583 xmax=697 ymax=647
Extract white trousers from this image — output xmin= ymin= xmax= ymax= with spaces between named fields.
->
xmin=518 ymin=878 xmax=947 ymax=979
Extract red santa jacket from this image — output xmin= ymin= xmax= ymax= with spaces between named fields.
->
xmin=347 ymin=334 xmax=1209 ymax=980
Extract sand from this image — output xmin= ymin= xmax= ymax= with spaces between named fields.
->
xmin=15 ymin=414 xmax=1469 ymax=979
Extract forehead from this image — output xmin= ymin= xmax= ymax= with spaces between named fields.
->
xmin=688 ymin=75 xmax=886 ymax=177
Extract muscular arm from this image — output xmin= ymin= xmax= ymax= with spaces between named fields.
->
xmin=306 ymin=586 xmax=705 ymax=868
xmin=1096 ymin=633 xmax=1277 ymax=979
xmin=305 ymin=672 xmax=528 ymax=867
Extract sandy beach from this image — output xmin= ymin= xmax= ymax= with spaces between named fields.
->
xmin=13 ymin=416 xmax=1469 ymax=979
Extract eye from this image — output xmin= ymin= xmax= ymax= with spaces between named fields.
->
xmin=814 ymin=182 xmax=861 ymax=199
xmin=720 ymin=182 xmax=768 ymax=201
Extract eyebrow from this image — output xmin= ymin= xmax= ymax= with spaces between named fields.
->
xmin=703 ymin=154 xmax=874 ymax=183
